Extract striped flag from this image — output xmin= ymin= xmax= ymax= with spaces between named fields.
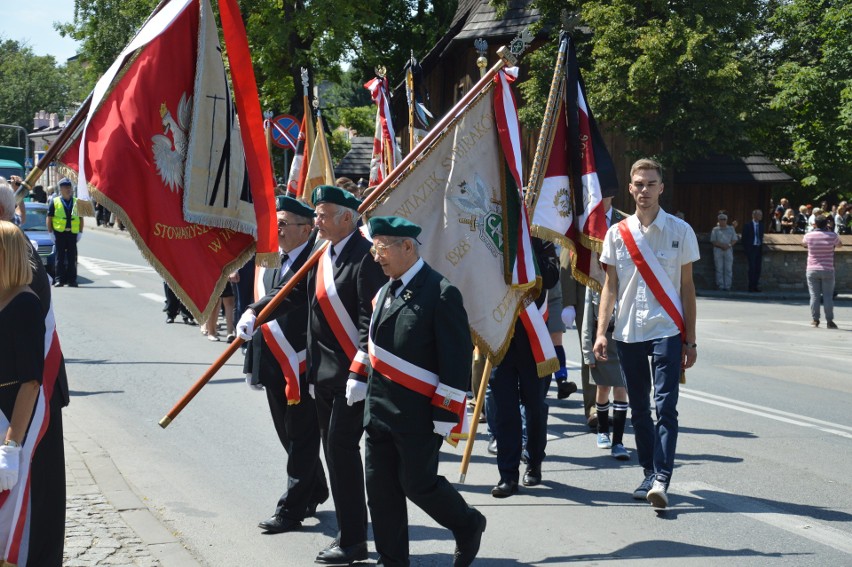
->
xmin=286 ymin=110 xmax=315 ymax=199
xmin=525 ymin=33 xmax=619 ymax=290
xmin=304 ymin=115 xmax=335 ymax=205
xmin=364 ymin=75 xmax=402 ymax=185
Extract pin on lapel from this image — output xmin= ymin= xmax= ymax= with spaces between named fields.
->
xmin=402 ymin=290 xmax=413 ymax=302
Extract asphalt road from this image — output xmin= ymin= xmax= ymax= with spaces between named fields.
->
xmin=56 ymin=229 xmax=852 ymax=566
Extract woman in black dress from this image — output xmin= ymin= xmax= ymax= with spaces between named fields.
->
xmin=0 ymin=220 xmax=51 ymax=565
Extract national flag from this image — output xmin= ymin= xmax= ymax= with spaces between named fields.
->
xmin=287 ymin=109 xmax=315 ymax=198
xmin=363 ymin=68 xmax=540 ymax=365
xmin=55 ymin=0 xmax=278 ymax=322
xmin=304 ymin=115 xmax=335 ymax=205
xmin=364 ymin=75 xmax=402 ymax=185
xmin=525 ymin=32 xmax=619 ymax=290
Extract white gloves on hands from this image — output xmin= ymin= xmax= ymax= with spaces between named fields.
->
xmin=345 ymin=379 xmax=367 ymax=406
xmin=433 ymin=420 xmax=455 ymax=438
xmin=245 ymin=374 xmax=264 ymax=391
xmin=0 ymin=445 xmax=21 ymax=492
xmin=49 ymin=232 xmax=55 ymax=243
xmin=561 ymin=306 xmax=576 ymax=329
xmin=309 ymin=384 xmax=315 ymax=399
xmin=236 ymin=310 xmax=257 ymax=340
xmin=76 ymin=233 xmax=82 ymax=243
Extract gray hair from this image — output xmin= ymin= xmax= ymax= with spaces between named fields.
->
xmin=333 ymin=204 xmax=360 ymax=230
xmin=0 ymin=184 xmax=15 ymax=221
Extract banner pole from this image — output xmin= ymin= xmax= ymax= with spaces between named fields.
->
xmin=159 ymin=240 xmax=329 ymax=428
xmin=459 ymin=357 xmax=492 ymax=483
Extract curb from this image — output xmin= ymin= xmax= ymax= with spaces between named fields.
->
xmin=64 ymin=415 xmax=201 ymax=567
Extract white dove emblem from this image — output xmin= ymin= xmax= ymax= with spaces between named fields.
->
xmin=449 ymin=176 xmax=490 ymax=217
xmin=152 ymin=93 xmax=192 ymax=192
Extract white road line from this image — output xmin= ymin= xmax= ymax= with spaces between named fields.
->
xmin=140 ymin=293 xmax=165 ymax=303
xmin=111 ymin=280 xmax=135 ymax=289
xmin=77 ymin=257 xmax=109 ymax=276
xmin=681 ymin=392 xmax=852 ymax=440
xmin=679 ymin=481 xmax=852 ymax=556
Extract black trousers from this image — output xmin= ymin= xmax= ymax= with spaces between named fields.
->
xmin=365 ymin=426 xmax=479 ymax=566
xmin=55 ymin=231 xmax=77 ymax=284
xmin=163 ymin=282 xmax=192 ymax=319
xmin=27 ymin=402 xmax=65 ymax=566
xmin=265 ymin=383 xmax=328 ymax=520
xmin=744 ymin=245 xmax=762 ymax=290
xmin=314 ymin=385 xmax=367 ymax=547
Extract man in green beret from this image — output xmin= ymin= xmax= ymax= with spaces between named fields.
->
xmin=364 ymin=216 xmax=486 ymax=567
xmin=239 ymin=196 xmax=329 ymax=534
xmin=238 ymin=186 xmax=386 ymax=564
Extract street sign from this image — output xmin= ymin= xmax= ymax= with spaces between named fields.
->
xmin=269 ymin=114 xmax=300 ymax=150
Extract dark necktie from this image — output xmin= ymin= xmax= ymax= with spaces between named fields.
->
xmin=389 ymin=279 xmax=403 ymax=297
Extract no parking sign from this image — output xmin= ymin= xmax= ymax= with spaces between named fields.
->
xmin=269 ymin=114 xmax=300 ymax=150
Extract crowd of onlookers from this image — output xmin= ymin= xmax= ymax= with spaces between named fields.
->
xmin=767 ymin=198 xmax=851 ymax=235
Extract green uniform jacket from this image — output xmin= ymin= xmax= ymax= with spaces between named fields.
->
xmin=364 ymin=262 xmax=472 ymax=435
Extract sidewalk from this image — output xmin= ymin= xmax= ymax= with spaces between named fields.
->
xmin=64 ymin=416 xmax=201 ymax=567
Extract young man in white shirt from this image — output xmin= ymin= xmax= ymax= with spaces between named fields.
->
xmin=593 ymin=158 xmax=699 ymax=509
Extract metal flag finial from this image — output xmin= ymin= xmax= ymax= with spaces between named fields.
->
xmin=498 ymin=28 xmax=534 ymax=66
xmin=375 ymin=65 xmax=387 ymax=78
xmin=301 ymin=67 xmax=309 ymax=96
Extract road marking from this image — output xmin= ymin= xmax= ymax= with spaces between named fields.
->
xmin=78 ymin=256 xmax=157 ymax=274
xmin=679 ymin=481 xmax=852 ymax=555
xmin=111 ymin=280 xmax=135 ymax=289
xmin=139 ymin=293 xmax=165 ymax=304
xmin=77 ymin=257 xmax=109 ymax=276
xmin=681 ymin=389 xmax=852 ymax=440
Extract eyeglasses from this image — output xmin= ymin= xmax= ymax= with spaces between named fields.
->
xmin=369 ymin=241 xmax=402 ymax=257
xmin=277 ymin=221 xmax=310 ymax=228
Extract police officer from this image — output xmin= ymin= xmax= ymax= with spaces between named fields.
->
xmin=363 ymin=216 xmax=486 ymax=567
xmin=46 ymin=178 xmax=83 ymax=287
xmin=240 ymin=196 xmax=329 ymax=534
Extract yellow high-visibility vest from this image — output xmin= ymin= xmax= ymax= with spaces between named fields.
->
xmin=51 ymin=196 xmax=81 ymax=233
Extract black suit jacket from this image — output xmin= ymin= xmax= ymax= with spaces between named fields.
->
xmin=742 ymin=220 xmax=764 ymax=251
xmin=365 ymin=262 xmax=472 ymax=434
xmin=254 ymin=229 xmax=387 ymax=390
xmin=244 ymin=233 xmax=315 ymax=390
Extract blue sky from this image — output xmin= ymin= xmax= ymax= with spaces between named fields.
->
xmin=4 ymin=0 xmax=81 ymax=63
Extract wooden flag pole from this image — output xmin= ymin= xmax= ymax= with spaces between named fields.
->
xmin=159 ymin=241 xmax=329 ymax=428
xmin=459 ymin=357 xmax=492 ymax=483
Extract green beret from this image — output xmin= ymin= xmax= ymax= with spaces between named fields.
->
xmin=311 ymin=185 xmax=361 ymax=211
xmin=276 ymin=195 xmax=315 ymax=218
xmin=368 ymin=216 xmax=422 ymax=239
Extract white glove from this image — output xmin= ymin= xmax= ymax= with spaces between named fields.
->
xmin=236 ymin=310 xmax=257 ymax=340
xmin=49 ymin=232 xmax=55 ymax=243
xmin=245 ymin=373 xmax=264 ymax=391
xmin=561 ymin=306 xmax=577 ymax=329
xmin=309 ymin=384 xmax=315 ymax=399
xmin=345 ymin=379 xmax=367 ymax=406
xmin=0 ymin=445 xmax=21 ymax=492
xmin=76 ymin=233 xmax=82 ymax=243
xmin=433 ymin=420 xmax=455 ymax=438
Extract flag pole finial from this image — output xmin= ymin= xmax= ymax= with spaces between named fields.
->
xmin=474 ymin=38 xmax=488 ymax=77
xmin=300 ymin=67 xmax=310 ymax=97
xmin=498 ymin=28 xmax=533 ymax=66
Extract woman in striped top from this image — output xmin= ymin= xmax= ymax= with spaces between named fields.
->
xmin=802 ymin=215 xmax=843 ymax=328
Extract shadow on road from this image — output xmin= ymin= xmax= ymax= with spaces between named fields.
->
xmin=534 ymin=540 xmax=803 ymax=563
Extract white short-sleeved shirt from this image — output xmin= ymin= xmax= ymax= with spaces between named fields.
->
xmin=599 ymin=209 xmax=700 ymax=343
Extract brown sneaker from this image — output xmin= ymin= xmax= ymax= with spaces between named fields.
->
xmin=827 ymin=321 xmax=838 ymax=329
xmin=811 ymin=320 xmax=819 ymax=327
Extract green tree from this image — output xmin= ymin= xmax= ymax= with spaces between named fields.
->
xmin=761 ymin=0 xmax=852 ymax=196
xmin=0 ymin=40 xmax=69 ymax=146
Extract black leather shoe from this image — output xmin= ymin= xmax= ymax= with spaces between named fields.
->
xmin=166 ymin=317 xmax=175 ymax=324
xmin=454 ymin=511 xmax=486 ymax=567
xmin=557 ymin=381 xmax=578 ymax=400
xmin=491 ymin=480 xmax=518 ymax=498
xmin=258 ymin=515 xmax=301 ymax=533
xmin=523 ymin=466 xmax=541 ymax=486
xmin=314 ymin=541 xmax=368 ymax=564
xmin=53 ymin=281 xmax=64 ymax=287
xmin=305 ymin=488 xmax=330 ymax=518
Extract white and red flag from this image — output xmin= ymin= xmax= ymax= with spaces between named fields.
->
xmin=364 ymin=75 xmax=402 ymax=185
xmin=56 ymin=0 xmax=278 ymax=322
xmin=525 ymin=33 xmax=619 ymax=290
xmin=286 ymin=107 xmax=315 ymax=199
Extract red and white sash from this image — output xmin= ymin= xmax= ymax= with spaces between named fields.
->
xmin=255 ymin=266 xmax=305 ymax=404
xmin=0 ymin=298 xmax=62 ymax=566
xmin=315 ymin=247 xmax=370 ymax=377
xmin=518 ymin=295 xmax=558 ymax=377
xmin=617 ymin=219 xmax=686 ymax=338
xmin=368 ymin=337 xmax=469 ymax=446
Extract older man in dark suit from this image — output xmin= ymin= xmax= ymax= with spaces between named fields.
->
xmin=241 ymin=196 xmax=329 ymax=534
xmin=364 ymin=216 xmax=486 ymax=567
xmin=741 ymin=209 xmax=764 ymax=292
xmin=237 ymin=185 xmax=386 ymax=564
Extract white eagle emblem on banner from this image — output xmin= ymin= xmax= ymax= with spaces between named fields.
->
xmin=152 ymin=92 xmax=192 ymax=191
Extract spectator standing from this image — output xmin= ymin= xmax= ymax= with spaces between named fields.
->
xmin=46 ymin=178 xmax=83 ymax=287
xmin=768 ymin=209 xmax=784 ymax=233
xmin=835 ymin=202 xmax=849 ymax=235
xmin=794 ymin=205 xmax=809 ymax=234
xmin=781 ymin=208 xmax=796 ymax=234
xmin=710 ymin=213 xmax=738 ymax=291
xmin=802 ymin=215 xmax=842 ymax=328
xmin=741 ymin=209 xmax=764 ymax=292
xmin=806 ymin=207 xmax=822 ymax=233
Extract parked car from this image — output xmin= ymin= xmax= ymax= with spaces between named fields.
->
xmin=21 ymin=201 xmax=56 ymax=278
